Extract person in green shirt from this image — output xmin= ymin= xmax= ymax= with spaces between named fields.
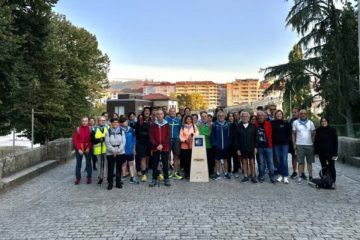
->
xmin=197 ymin=111 xmax=214 ymax=178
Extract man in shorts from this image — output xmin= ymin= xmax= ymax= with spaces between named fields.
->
xmin=292 ymin=109 xmax=316 ymax=184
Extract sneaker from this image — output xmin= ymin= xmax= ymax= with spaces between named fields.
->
xmin=141 ymin=174 xmax=147 ymax=182
xmin=251 ymin=177 xmax=258 ymax=183
xmin=164 ymin=179 xmax=171 ymax=186
xmin=213 ymin=174 xmax=221 ymax=180
xmin=290 ymin=172 xmax=297 ymax=179
xmin=107 ymin=184 xmax=113 ymax=190
xmin=241 ymin=177 xmax=249 ymax=183
xmin=258 ymin=177 xmax=264 ymax=183
xmin=233 ymin=173 xmax=240 ymax=178
xmin=86 ymin=177 xmax=92 ymax=184
xmin=129 ymin=177 xmax=139 ymax=184
xmin=115 ymin=181 xmax=123 ymax=189
xmin=74 ymin=178 xmax=81 ymax=185
xmin=172 ymin=172 xmax=183 ymax=180
xmin=277 ymin=176 xmax=283 ymax=182
xmin=301 ymin=173 xmax=307 ymax=180
xmin=149 ymin=179 xmax=157 ymax=187
xmin=297 ymin=177 xmax=303 ymax=184
xmin=284 ymin=177 xmax=289 ymax=184
xmin=224 ymin=173 xmax=231 ymax=179
xmin=270 ymin=179 xmax=276 ymax=184
xmin=158 ymin=174 xmax=164 ymax=181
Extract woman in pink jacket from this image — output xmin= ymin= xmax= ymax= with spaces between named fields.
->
xmin=180 ymin=115 xmax=199 ymax=179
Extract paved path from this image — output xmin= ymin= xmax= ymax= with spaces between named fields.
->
xmin=0 ymin=158 xmax=359 ymax=240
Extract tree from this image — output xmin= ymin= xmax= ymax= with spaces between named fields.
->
xmin=177 ymin=93 xmax=208 ymax=111
xmin=265 ymin=0 xmax=359 ymax=136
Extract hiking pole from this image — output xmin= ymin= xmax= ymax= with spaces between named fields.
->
xmin=158 ymin=152 xmax=162 ymax=188
xmin=100 ymin=140 xmax=104 ymax=187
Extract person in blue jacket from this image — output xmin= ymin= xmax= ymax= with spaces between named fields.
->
xmin=211 ymin=110 xmax=232 ymax=180
xmin=120 ymin=116 xmax=139 ymax=184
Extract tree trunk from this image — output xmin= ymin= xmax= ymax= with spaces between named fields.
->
xmin=345 ymin=107 xmax=355 ymax=137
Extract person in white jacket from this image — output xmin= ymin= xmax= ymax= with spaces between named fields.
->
xmin=105 ymin=118 xmax=126 ymax=190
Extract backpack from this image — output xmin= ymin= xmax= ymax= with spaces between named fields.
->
xmin=318 ymin=167 xmax=334 ymax=189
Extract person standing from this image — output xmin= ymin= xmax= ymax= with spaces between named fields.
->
xmin=235 ymin=111 xmax=257 ymax=183
xmin=292 ymin=109 xmax=316 ymax=184
xmin=165 ymin=108 xmax=182 ymax=180
xmin=149 ymin=109 xmax=171 ymax=187
xmin=255 ymin=111 xmax=276 ymax=184
xmin=211 ymin=111 xmax=231 ymax=180
xmin=135 ymin=107 xmax=152 ymax=182
xmin=271 ymin=110 xmax=292 ymax=184
xmin=73 ymin=116 xmax=93 ymax=185
xmin=289 ymin=107 xmax=300 ymax=179
xmin=120 ymin=116 xmax=139 ymax=184
xmin=197 ymin=111 xmax=214 ymax=178
xmin=179 ymin=115 xmax=198 ymax=179
xmin=314 ymin=117 xmax=338 ymax=188
xmin=105 ymin=118 xmax=126 ymax=190
xmin=91 ymin=116 xmax=108 ymax=185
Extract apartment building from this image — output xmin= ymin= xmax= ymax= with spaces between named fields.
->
xmin=143 ymin=82 xmax=175 ymax=96
xmin=226 ymin=79 xmax=260 ymax=106
xmin=175 ymin=81 xmax=220 ymax=109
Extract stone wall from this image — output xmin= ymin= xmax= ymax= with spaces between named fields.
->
xmin=338 ymin=137 xmax=360 ymax=167
xmin=0 ymin=138 xmax=73 ymax=179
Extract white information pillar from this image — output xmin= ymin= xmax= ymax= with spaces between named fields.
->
xmin=190 ymin=135 xmax=209 ymax=182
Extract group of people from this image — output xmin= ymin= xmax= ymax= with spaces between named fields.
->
xmin=72 ymin=105 xmax=338 ymax=190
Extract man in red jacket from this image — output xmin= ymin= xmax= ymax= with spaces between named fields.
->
xmin=73 ymin=116 xmax=93 ymax=185
xmin=255 ymin=111 xmax=275 ymax=184
xmin=149 ymin=109 xmax=171 ymax=187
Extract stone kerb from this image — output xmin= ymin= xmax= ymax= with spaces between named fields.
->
xmin=338 ymin=137 xmax=360 ymax=167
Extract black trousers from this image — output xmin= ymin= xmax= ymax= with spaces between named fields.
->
xmin=152 ymin=151 xmax=169 ymax=180
xmin=207 ymin=148 xmax=215 ymax=175
xmin=180 ymin=149 xmax=192 ymax=177
xmin=107 ymin=155 xmax=124 ymax=185
xmin=319 ymin=154 xmax=336 ymax=183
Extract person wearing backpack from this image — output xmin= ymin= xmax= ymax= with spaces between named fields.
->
xmin=314 ymin=117 xmax=338 ymax=189
xmin=105 ymin=118 xmax=126 ymax=190
xmin=73 ymin=116 xmax=93 ymax=185
xmin=91 ymin=116 xmax=108 ymax=185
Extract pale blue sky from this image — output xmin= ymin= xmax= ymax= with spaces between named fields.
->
xmin=54 ymin=0 xmax=299 ymax=82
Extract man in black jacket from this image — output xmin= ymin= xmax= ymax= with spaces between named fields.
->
xmin=235 ymin=111 xmax=258 ymax=183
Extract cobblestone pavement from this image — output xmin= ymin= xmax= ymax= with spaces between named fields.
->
xmin=0 ymin=157 xmax=359 ymax=240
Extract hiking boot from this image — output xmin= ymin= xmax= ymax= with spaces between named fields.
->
xmin=251 ymin=177 xmax=258 ymax=183
xmin=224 ymin=173 xmax=231 ymax=179
xmin=141 ymin=174 xmax=147 ymax=182
xmin=129 ymin=177 xmax=139 ymax=184
xmin=74 ymin=178 xmax=81 ymax=185
xmin=241 ymin=177 xmax=249 ymax=183
xmin=290 ymin=172 xmax=297 ymax=179
xmin=277 ymin=176 xmax=283 ymax=182
xmin=86 ymin=177 xmax=92 ymax=184
xmin=164 ymin=179 xmax=171 ymax=187
xmin=149 ymin=179 xmax=157 ymax=187
xmin=284 ymin=177 xmax=289 ymax=184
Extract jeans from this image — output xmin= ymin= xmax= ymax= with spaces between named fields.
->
xmin=75 ymin=151 xmax=92 ymax=179
xmin=152 ymin=151 xmax=169 ymax=180
xmin=257 ymin=147 xmax=275 ymax=180
xmin=273 ymin=145 xmax=289 ymax=177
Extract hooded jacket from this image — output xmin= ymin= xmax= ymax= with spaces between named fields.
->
xmin=105 ymin=127 xmax=126 ymax=156
xmin=149 ymin=119 xmax=171 ymax=152
xmin=211 ymin=120 xmax=231 ymax=150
